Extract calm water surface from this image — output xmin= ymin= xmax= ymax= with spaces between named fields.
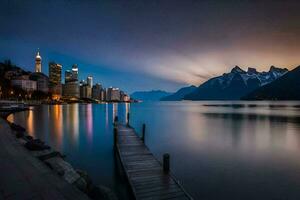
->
xmin=8 ymin=101 xmax=300 ymax=200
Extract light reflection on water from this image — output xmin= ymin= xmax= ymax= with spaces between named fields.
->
xmin=9 ymin=101 xmax=300 ymax=200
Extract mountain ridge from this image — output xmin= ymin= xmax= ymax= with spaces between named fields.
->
xmin=131 ymin=90 xmax=172 ymax=101
xmin=161 ymin=85 xmax=197 ymax=101
xmin=242 ymin=66 xmax=300 ymax=100
xmin=184 ymin=66 xmax=288 ymax=100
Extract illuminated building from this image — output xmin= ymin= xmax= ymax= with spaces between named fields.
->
xmin=50 ymin=84 xmax=62 ymax=100
xmin=63 ymin=65 xmax=79 ymax=99
xmin=80 ymin=83 xmax=92 ymax=99
xmin=65 ymin=70 xmax=73 ymax=83
xmin=49 ymin=62 xmax=62 ymax=99
xmin=63 ymin=82 xmax=79 ymax=98
xmin=35 ymin=50 xmax=42 ymax=73
xmin=92 ymin=83 xmax=102 ymax=100
xmin=87 ymin=76 xmax=93 ymax=88
xmin=65 ymin=65 xmax=79 ymax=83
xmin=72 ymin=64 xmax=78 ymax=82
xmin=49 ymin=62 xmax=62 ymax=85
xmin=11 ymin=76 xmax=37 ymax=92
xmin=100 ymin=89 xmax=106 ymax=101
xmin=106 ymin=87 xmax=120 ymax=101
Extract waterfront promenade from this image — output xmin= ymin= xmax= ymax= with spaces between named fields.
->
xmin=0 ymin=117 xmax=90 ymax=200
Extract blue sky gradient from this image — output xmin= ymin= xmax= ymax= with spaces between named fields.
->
xmin=1 ymin=0 xmax=300 ymax=93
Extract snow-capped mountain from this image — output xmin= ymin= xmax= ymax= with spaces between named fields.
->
xmin=184 ymin=66 xmax=288 ymax=100
xmin=243 ymin=65 xmax=300 ymax=100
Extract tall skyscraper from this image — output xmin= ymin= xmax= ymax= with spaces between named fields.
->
xmin=49 ymin=62 xmax=62 ymax=85
xmin=72 ymin=64 xmax=78 ymax=82
xmin=62 ymin=64 xmax=80 ymax=99
xmin=65 ymin=70 xmax=73 ymax=83
xmin=87 ymin=76 xmax=93 ymax=88
xmin=92 ymin=83 xmax=102 ymax=100
xmin=35 ymin=50 xmax=42 ymax=73
xmin=49 ymin=62 xmax=62 ymax=100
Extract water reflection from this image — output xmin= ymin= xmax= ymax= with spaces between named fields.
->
xmin=105 ymin=103 xmax=109 ymax=127
xmin=125 ymin=103 xmax=130 ymax=124
xmin=86 ymin=104 xmax=93 ymax=143
xmin=52 ymin=105 xmax=63 ymax=148
xmin=112 ymin=103 xmax=118 ymax=121
xmin=68 ymin=104 xmax=79 ymax=146
xmin=27 ymin=109 xmax=34 ymax=137
xmin=8 ymin=102 xmax=300 ymax=200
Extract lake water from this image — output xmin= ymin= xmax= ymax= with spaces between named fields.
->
xmin=8 ymin=101 xmax=300 ymax=200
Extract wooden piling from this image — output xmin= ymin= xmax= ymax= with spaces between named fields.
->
xmin=114 ymin=116 xmax=118 ymax=123
xmin=114 ymin=116 xmax=118 ymax=127
xmin=127 ymin=113 xmax=130 ymax=126
xmin=142 ymin=123 xmax=146 ymax=142
xmin=163 ymin=153 xmax=170 ymax=173
xmin=113 ymin=127 xmax=118 ymax=147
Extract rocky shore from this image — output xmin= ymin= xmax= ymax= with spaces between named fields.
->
xmin=0 ymin=108 xmax=118 ymax=200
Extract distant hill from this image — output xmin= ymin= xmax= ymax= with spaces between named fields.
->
xmin=243 ymin=66 xmax=300 ymax=100
xmin=184 ymin=66 xmax=288 ymax=100
xmin=161 ymin=85 xmax=197 ymax=101
xmin=131 ymin=90 xmax=172 ymax=101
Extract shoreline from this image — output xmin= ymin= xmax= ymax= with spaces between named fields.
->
xmin=0 ymin=107 xmax=118 ymax=200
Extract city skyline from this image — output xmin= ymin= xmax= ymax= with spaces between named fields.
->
xmin=1 ymin=0 xmax=300 ymax=93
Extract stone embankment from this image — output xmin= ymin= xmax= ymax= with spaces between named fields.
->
xmin=0 ymin=107 xmax=117 ymax=200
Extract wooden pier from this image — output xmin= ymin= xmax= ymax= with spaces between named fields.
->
xmin=114 ymin=119 xmax=193 ymax=200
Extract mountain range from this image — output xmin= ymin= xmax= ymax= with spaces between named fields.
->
xmin=132 ymin=65 xmax=298 ymax=101
xmin=160 ymin=85 xmax=197 ymax=101
xmin=184 ymin=66 xmax=288 ymax=100
xmin=131 ymin=90 xmax=172 ymax=101
xmin=243 ymin=65 xmax=300 ymax=100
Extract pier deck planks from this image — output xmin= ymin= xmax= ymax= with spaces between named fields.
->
xmin=116 ymin=124 xmax=192 ymax=200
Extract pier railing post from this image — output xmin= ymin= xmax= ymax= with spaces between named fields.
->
xmin=163 ymin=153 xmax=170 ymax=173
xmin=127 ymin=113 xmax=130 ymax=126
xmin=114 ymin=127 xmax=118 ymax=148
xmin=142 ymin=123 xmax=146 ymax=143
xmin=114 ymin=116 xmax=118 ymax=127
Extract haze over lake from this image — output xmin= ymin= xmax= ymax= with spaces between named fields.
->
xmin=8 ymin=101 xmax=300 ymax=200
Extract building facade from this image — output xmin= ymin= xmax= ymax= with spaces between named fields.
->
xmin=50 ymin=84 xmax=62 ymax=100
xmin=49 ymin=62 xmax=62 ymax=99
xmin=92 ymin=83 xmax=102 ymax=100
xmin=80 ymin=84 xmax=92 ymax=99
xmin=63 ymin=82 xmax=80 ymax=98
xmin=100 ymin=89 xmax=106 ymax=101
xmin=65 ymin=70 xmax=73 ymax=83
xmin=72 ymin=64 xmax=78 ymax=82
xmin=29 ymin=72 xmax=49 ymax=93
xmin=35 ymin=50 xmax=42 ymax=73
xmin=63 ymin=65 xmax=80 ymax=99
xmin=49 ymin=62 xmax=62 ymax=85
xmin=11 ymin=77 xmax=37 ymax=92
xmin=87 ymin=76 xmax=93 ymax=88
xmin=106 ymin=87 xmax=120 ymax=101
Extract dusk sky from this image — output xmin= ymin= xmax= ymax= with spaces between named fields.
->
xmin=1 ymin=0 xmax=300 ymax=93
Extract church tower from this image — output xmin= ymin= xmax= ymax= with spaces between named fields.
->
xmin=35 ymin=49 xmax=42 ymax=72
